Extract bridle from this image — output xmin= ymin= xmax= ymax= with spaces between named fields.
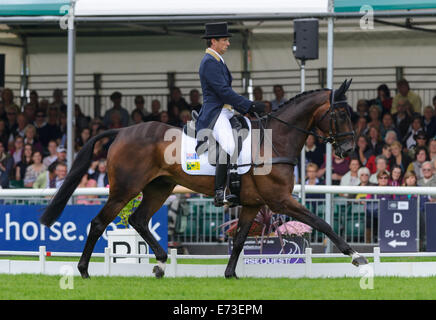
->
xmin=260 ymin=89 xmax=355 ymax=147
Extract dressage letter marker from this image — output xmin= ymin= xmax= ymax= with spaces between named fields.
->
xmin=379 ymin=199 xmax=417 ymax=252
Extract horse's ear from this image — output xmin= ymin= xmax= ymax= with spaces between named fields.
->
xmin=344 ymin=78 xmax=353 ymax=92
xmin=334 ymin=79 xmax=347 ymax=101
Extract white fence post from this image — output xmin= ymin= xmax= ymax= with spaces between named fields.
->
xmin=39 ymin=246 xmax=46 ymax=274
xmin=169 ymin=248 xmax=177 ymax=278
xmin=373 ymin=247 xmax=380 ymax=275
xmin=305 ymin=247 xmax=312 ymax=278
xmin=104 ymin=247 xmax=110 ymax=276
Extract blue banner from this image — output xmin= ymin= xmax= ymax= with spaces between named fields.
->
xmin=0 ymin=205 xmax=168 ymax=253
xmin=425 ymin=203 xmax=436 ymax=252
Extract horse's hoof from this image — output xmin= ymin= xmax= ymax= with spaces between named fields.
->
xmin=351 ymin=253 xmax=368 ymax=267
xmin=225 ymin=272 xmax=239 ymax=279
xmin=153 ymin=265 xmax=165 ymax=279
xmin=78 ymin=265 xmax=90 ymax=279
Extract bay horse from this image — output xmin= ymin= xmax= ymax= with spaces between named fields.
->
xmin=40 ymin=79 xmax=368 ymax=279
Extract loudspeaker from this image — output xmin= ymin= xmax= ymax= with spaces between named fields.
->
xmin=293 ymin=19 xmax=319 ymax=61
xmin=0 ymin=54 xmax=4 ymax=88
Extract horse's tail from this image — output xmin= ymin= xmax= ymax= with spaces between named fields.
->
xmin=39 ymin=129 xmax=120 ymax=227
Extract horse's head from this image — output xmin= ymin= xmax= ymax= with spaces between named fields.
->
xmin=315 ymin=79 xmax=355 ymax=158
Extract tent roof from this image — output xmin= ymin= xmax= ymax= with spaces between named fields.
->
xmin=335 ymin=0 xmax=436 ymax=12
xmin=1 ymin=0 xmax=329 ymax=16
xmin=1 ymin=0 xmax=70 ymax=16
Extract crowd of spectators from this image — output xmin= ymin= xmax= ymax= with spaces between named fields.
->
xmin=1 ymin=79 xmax=436 ymax=198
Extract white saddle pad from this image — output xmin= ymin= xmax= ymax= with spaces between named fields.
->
xmin=181 ymin=117 xmax=252 ymax=175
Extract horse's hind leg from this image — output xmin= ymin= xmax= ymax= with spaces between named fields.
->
xmin=127 ymin=177 xmax=176 ymax=278
xmin=77 ymin=191 xmax=137 ymax=279
xmin=268 ymin=196 xmax=368 ymax=266
xmin=225 ymin=205 xmax=260 ymax=279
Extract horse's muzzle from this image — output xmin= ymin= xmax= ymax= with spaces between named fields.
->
xmin=334 ymin=139 xmax=355 ymax=158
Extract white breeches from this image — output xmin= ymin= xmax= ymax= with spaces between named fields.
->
xmin=213 ymin=108 xmax=235 ymax=156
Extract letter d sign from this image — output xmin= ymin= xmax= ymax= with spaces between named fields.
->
xmin=393 ymin=212 xmax=402 ymax=224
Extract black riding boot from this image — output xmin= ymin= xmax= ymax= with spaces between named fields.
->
xmin=214 ymin=162 xmax=239 ymax=207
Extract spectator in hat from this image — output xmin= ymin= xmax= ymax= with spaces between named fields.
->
xmin=392 ymin=79 xmax=422 ymax=114
xmin=56 ymin=146 xmax=67 ymax=164
xmin=103 ymin=91 xmax=130 ymax=128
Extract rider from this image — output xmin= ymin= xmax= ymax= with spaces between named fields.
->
xmin=196 ymin=22 xmax=265 ymax=207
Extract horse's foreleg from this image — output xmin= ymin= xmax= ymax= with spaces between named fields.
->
xmin=128 ymin=177 xmax=176 ymax=278
xmin=225 ymin=206 xmax=261 ymax=279
xmin=268 ymin=196 xmax=368 ymax=266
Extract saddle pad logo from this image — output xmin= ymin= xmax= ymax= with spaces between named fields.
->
xmin=186 ymin=161 xmax=200 ymax=171
xmin=186 ymin=152 xmax=199 ymax=160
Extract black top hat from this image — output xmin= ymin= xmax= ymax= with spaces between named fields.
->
xmin=202 ymin=22 xmax=232 ymax=39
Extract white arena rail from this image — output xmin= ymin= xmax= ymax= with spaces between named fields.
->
xmin=1 ymin=246 xmax=436 ymax=278
xmin=0 ymin=185 xmax=435 ymax=197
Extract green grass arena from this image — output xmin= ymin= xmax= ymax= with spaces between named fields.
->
xmin=1 ymin=274 xmax=436 ymax=300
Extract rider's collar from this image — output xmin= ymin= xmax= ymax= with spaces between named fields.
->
xmin=205 ymin=48 xmax=225 ymax=64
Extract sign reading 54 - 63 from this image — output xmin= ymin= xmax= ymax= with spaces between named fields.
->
xmin=379 ymin=199 xmax=417 ymax=252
